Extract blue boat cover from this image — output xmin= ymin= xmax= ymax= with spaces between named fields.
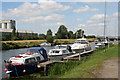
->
xmin=28 ymin=47 xmax=48 ymax=59
xmin=29 ymin=47 xmax=45 ymax=50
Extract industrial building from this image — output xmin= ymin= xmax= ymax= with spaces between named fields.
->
xmin=0 ymin=20 xmax=15 ymax=29
xmin=0 ymin=20 xmax=38 ymax=36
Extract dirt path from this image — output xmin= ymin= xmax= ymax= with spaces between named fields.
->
xmin=96 ymin=58 xmax=118 ymax=78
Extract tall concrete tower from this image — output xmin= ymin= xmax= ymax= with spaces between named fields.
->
xmin=1 ymin=20 xmax=16 ymax=29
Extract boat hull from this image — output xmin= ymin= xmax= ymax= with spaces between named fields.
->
xmin=72 ymin=47 xmax=91 ymax=53
xmin=5 ymin=59 xmax=48 ymax=76
xmin=49 ymin=53 xmax=73 ymax=60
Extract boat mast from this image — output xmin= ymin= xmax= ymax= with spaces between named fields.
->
xmin=104 ymin=0 xmax=106 ymax=40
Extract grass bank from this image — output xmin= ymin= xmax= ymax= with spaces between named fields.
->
xmin=57 ymin=45 xmax=118 ymax=78
xmin=48 ymin=44 xmax=118 ymax=78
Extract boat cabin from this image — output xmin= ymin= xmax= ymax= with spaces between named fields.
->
xmin=48 ymin=48 xmax=72 ymax=56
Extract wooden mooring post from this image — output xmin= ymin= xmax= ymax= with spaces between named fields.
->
xmin=44 ymin=65 xmax=46 ymax=76
xmin=79 ymin=53 xmax=81 ymax=61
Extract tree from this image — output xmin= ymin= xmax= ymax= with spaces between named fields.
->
xmin=2 ymin=33 xmax=11 ymax=41
xmin=23 ymin=32 xmax=28 ymax=40
xmin=46 ymin=35 xmax=54 ymax=43
xmin=55 ymin=25 xmax=68 ymax=39
xmin=39 ymin=34 xmax=46 ymax=40
xmin=16 ymin=30 xmax=19 ymax=40
xmin=67 ymin=31 xmax=75 ymax=39
xmin=75 ymin=29 xmax=84 ymax=38
xmin=86 ymin=35 xmax=96 ymax=38
xmin=11 ymin=26 xmax=16 ymax=40
xmin=47 ymin=29 xmax=52 ymax=36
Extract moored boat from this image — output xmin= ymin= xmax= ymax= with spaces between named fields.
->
xmin=40 ymin=42 xmax=51 ymax=47
xmin=4 ymin=47 xmax=48 ymax=76
xmin=48 ymin=48 xmax=73 ymax=57
xmin=71 ymin=38 xmax=91 ymax=53
xmin=95 ymin=42 xmax=105 ymax=48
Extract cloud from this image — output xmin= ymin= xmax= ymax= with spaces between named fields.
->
xmin=87 ymin=20 xmax=94 ymax=24
xmin=40 ymin=22 xmax=65 ymax=27
xmin=73 ymin=5 xmax=99 ymax=13
xmin=76 ymin=18 xmax=82 ymax=22
xmin=112 ymin=12 xmax=118 ymax=17
xmin=3 ymin=2 xmax=70 ymax=23
xmin=90 ymin=14 xmax=110 ymax=24
xmin=18 ymin=14 xmax=64 ymax=24
xmin=74 ymin=24 xmax=86 ymax=31
xmin=90 ymin=14 xmax=108 ymax=20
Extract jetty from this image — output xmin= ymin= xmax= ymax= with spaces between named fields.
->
xmin=63 ymin=50 xmax=93 ymax=60
xmin=38 ymin=49 xmax=93 ymax=75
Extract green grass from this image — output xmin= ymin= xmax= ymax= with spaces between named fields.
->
xmin=48 ymin=44 xmax=118 ymax=78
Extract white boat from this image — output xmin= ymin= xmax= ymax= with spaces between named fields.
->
xmin=55 ymin=45 xmax=68 ymax=49
xmin=4 ymin=47 xmax=48 ymax=76
xmin=94 ymin=40 xmax=98 ymax=44
xmin=102 ymin=39 xmax=110 ymax=45
xmin=95 ymin=42 xmax=105 ymax=48
xmin=48 ymin=48 xmax=73 ymax=57
xmin=40 ymin=42 xmax=51 ymax=47
xmin=71 ymin=38 xmax=91 ymax=52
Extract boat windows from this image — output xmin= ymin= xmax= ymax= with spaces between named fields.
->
xmin=52 ymin=50 xmax=60 ymax=53
xmin=62 ymin=50 xmax=67 ymax=53
xmin=36 ymin=57 xmax=41 ymax=61
xmin=75 ymin=40 xmax=88 ymax=44
xmin=80 ymin=41 xmax=88 ymax=44
xmin=30 ymin=58 xmax=36 ymax=63
xmin=25 ymin=58 xmax=36 ymax=63
xmin=25 ymin=59 xmax=30 ymax=64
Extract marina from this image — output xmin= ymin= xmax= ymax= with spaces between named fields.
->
xmin=2 ymin=42 xmax=96 ymax=78
xmin=0 ymin=1 xmax=119 ymax=79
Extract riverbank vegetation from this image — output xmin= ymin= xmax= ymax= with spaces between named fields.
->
xmin=2 ymin=25 xmax=96 ymax=42
xmin=2 ymin=38 xmax=96 ymax=50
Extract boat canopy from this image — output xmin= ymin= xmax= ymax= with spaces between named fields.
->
xmin=27 ymin=47 xmax=48 ymax=59
xmin=29 ymin=47 xmax=45 ymax=50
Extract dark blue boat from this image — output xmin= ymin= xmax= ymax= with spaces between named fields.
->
xmin=4 ymin=47 xmax=48 ymax=76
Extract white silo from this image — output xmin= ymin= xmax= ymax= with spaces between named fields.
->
xmin=7 ymin=22 xmax=12 ymax=29
xmin=2 ymin=23 xmax=7 ymax=29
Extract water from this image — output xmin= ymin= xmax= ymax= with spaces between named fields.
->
xmin=1 ymin=42 xmax=96 ymax=79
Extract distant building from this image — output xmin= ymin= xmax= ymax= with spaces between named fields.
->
xmin=0 ymin=20 xmax=38 ymax=36
xmin=0 ymin=20 xmax=15 ymax=29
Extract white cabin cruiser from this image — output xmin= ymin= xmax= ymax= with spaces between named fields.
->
xmin=95 ymin=42 xmax=105 ymax=48
xmin=4 ymin=47 xmax=48 ymax=76
xmin=40 ymin=42 xmax=51 ymax=47
xmin=55 ymin=45 xmax=68 ymax=49
xmin=48 ymin=48 xmax=73 ymax=56
xmin=71 ymin=38 xmax=91 ymax=53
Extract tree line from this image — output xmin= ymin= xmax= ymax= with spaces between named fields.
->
xmin=2 ymin=25 xmax=96 ymax=43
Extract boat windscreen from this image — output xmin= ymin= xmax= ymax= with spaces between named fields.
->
xmin=75 ymin=40 xmax=88 ymax=44
xmin=80 ymin=41 xmax=88 ymax=44
xmin=27 ymin=49 xmax=40 ymax=53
